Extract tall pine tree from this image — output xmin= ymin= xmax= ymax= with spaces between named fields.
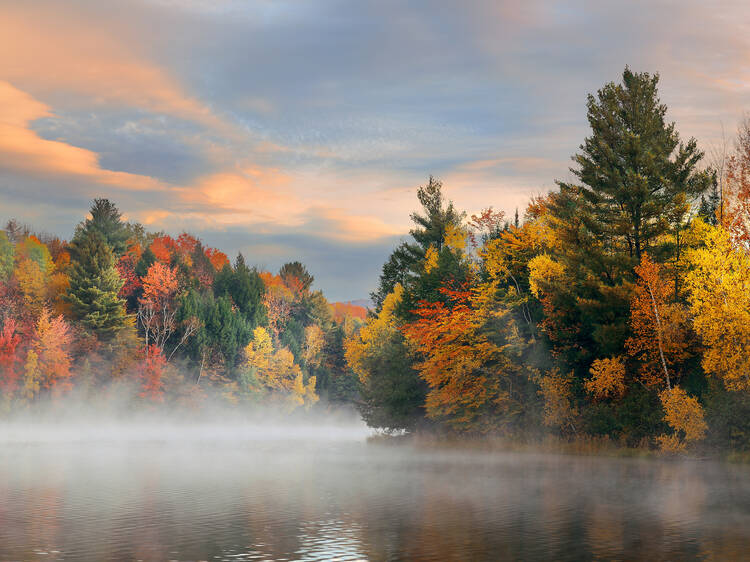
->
xmin=562 ymin=67 xmax=710 ymax=264
xmin=76 ymin=199 xmax=131 ymax=257
xmin=65 ymin=230 xmax=129 ymax=340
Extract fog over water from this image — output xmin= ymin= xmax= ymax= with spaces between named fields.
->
xmin=2 ymin=411 xmax=750 ymax=561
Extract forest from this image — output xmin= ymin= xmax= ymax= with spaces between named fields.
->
xmin=2 ymin=68 xmax=750 ymax=454
xmin=0 ymin=199 xmax=366 ymax=413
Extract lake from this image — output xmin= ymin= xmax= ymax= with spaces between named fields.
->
xmin=1 ymin=421 xmax=749 ymax=561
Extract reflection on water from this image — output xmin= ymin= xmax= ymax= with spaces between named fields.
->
xmin=1 ymin=425 xmax=750 ymax=561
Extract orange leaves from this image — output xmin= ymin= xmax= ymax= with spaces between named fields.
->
xmin=626 ymin=254 xmax=691 ymax=390
xmin=723 ymin=124 xmax=750 ymax=248
xmin=149 ymin=235 xmax=174 ymax=264
xmin=138 ymin=262 xmax=180 ymax=351
xmin=538 ymin=369 xmax=578 ymax=432
xmin=138 ymin=344 xmax=166 ymax=403
xmin=402 ymin=285 xmax=520 ymax=432
xmin=585 ymin=357 xmax=626 ymax=400
xmin=141 ymin=261 xmax=178 ymax=308
xmin=330 ymin=302 xmax=367 ymax=322
xmin=23 ymin=308 xmax=73 ymax=399
xmin=116 ymin=245 xmax=142 ymax=301
xmin=205 ymin=247 xmax=229 ymax=271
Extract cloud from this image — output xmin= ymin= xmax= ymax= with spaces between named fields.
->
xmin=0 ymin=2 xmax=227 ymax=131
xmin=0 ymin=81 xmax=167 ymax=191
xmin=1 ymin=0 xmax=749 ymax=299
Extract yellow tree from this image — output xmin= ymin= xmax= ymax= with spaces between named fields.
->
xmin=344 ymin=284 xmax=426 ymax=431
xmin=345 ymin=284 xmax=404 ymax=382
xmin=585 ymin=357 xmax=626 ymax=401
xmin=303 ymin=324 xmax=325 ymax=369
xmin=243 ymin=326 xmax=317 ymax=408
xmin=685 ymin=222 xmax=750 ymax=391
xmin=14 ymin=257 xmax=48 ymax=315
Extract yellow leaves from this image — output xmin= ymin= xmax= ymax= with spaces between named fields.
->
xmin=479 ymin=238 xmax=507 ymax=280
xmin=424 ymin=245 xmax=439 ymax=273
xmin=444 ymin=223 xmax=468 ymax=253
xmin=538 ymin=369 xmax=577 ymax=431
xmin=528 ymin=254 xmax=565 ymax=298
xmin=303 ymin=324 xmax=325 ymax=368
xmin=345 ymin=284 xmax=403 ymax=383
xmin=585 ymin=357 xmax=626 ymax=400
xmin=659 ymin=386 xmax=707 ymax=449
xmin=15 ymin=258 xmax=48 ymax=315
xmin=23 ymin=349 xmax=40 ymax=401
xmin=245 ymin=326 xmax=272 ymax=372
xmin=242 ymin=326 xmax=318 ymax=408
xmin=685 ymin=224 xmax=750 ymax=391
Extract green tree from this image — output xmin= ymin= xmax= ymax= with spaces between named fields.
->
xmin=564 ymin=67 xmax=710 ymax=264
xmin=76 ymin=199 xmax=131 ymax=257
xmin=65 ymin=230 xmax=129 ymax=340
xmin=346 ymin=285 xmax=427 ymax=431
xmin=279 ymin=261 xmax=314 ymax=292
xmin=0 ymin=231 xmax=14 ymax=281
xmin=371 ymin=176 xmax=466 ymax=315
xmin=371 ymin=176 xmax=463 ymax=310
xmin=213 ymin=254 xmax=267 ymax=328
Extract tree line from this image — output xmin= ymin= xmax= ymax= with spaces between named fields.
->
xmin=0 ymin=200 xmax=363 ymax=411
xmin=347 ymin=68 xmax=750 ymax=452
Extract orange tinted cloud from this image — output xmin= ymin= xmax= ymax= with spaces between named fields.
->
xmin=0 ymin=81 xmax=165 ymax=191
xmin=0 ymin=3 xmax=225 ymax=130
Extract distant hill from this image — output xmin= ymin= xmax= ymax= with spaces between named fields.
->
xmin=330 ymin=300 xmax=370 ymax=321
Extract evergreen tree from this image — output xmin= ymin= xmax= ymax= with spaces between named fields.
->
xmin=564 ymin=67 xmax=710 ymax=264
xmin=371 ymin=176 xmax=464 ymax=312
xmin=698 ymin=172 xmax=721 ymax=225
xmin=135 ymin=245 xmax=157 ymax=279
xmin=0 ymin=231 xmax=14 ymax=281
xmin=76 ymin=199 xmax=131 ymax=257
xmin=65 ymin=230 xmax=129 ymax=340
xmin=213 ymin=254 xmax=267 ymax=328
xmin=540 ymin=68 xmax=711 ymax=366
xmin=279 ymin=261 xmax=314 ymax=292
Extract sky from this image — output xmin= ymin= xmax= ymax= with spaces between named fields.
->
xmin=1 ymin=0 xmax=749 ymax=301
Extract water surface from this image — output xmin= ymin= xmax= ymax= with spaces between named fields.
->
xmin=1 ymin=423 xmax=749 ymax=560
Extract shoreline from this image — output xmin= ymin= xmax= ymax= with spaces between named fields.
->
xmin=366 ymin=432 xmax=749 ymax=463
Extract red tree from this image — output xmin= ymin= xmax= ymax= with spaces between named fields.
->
xmin=138 ymin=345 xmax=166 ymax=402
xmin=0 ymin=319 xmax=21 ymax=394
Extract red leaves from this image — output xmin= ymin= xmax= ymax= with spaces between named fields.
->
xmin=0 ymin=319 xmax=21 ymax=393
xmin=205 ymin=248 xmax=229 ymax=271
xmin=138 ymin=345 xmax=166 ymax=402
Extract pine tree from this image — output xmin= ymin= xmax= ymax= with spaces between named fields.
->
xmin=0 ymin=231 xmax=14 ymax=281
xmin=563 ymin=67 xmax=710 ymax=264
xmin=76 ymin=199 xmax=131 ymax=257
xmin=213 ymin=254 xmax=266 ymax=328
xmin=371 ymin=176 xmax=464 ymax=311
xmin=698 ymin=173 xmax=721 ymax=225
xmin=65 ymin=229 xmax=129 ymax=340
